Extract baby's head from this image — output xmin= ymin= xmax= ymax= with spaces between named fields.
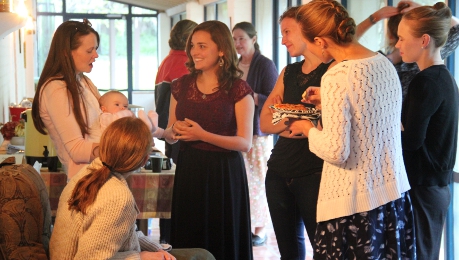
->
xmin=99 ymin=90 xmax=129 ymax=113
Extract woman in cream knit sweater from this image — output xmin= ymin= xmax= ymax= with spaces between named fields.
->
xmin=50 ymin=117 xmax=214 ymax=260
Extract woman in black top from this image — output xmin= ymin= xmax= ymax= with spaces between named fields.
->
xmin=260 ymin=7 xmax=331 ymax=259
xmin=396 ymin=3 xmax=459 ymax=259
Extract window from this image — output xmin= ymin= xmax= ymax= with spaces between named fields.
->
xmin=255 ymin=0 xmax=302 ymax=71
xmin=171 ymin=12 xmax=186 ymax=27
xmin=65 ymin=0 xmax=129 ymax=14
xmin=205 ymin=1 xmax=229 ymax=28
xmin=37 ymin=0 xmax=63 ymax=12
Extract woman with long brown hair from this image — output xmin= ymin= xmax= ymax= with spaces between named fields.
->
xmin=32 ymin=19 xmax=103 ymax=179
xmin=167 ymin=20 xmax=254 ymax=259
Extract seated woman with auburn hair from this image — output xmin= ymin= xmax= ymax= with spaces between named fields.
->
xmin=50 ymin=117 xmax=215 ymax=260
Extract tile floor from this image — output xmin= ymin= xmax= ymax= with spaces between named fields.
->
xmin=147 ymin=218 xmax=314 ymax=260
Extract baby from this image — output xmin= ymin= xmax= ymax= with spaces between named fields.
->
xmin=99 ymin=90 xmax=129 ymax=114
xmin=89 ymin=90 xmax=133 ymax=142
xmin=89 ymin=90 xmax=162 ymax=145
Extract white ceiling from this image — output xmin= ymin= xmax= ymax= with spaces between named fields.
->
xmin=117 ymin=0 xmax=193 ymax=12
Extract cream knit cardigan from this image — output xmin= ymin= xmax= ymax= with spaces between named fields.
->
xmin=309 ymin=53 xmax=411 ymax=222
xmin=50 ymin=158 xmax=162 ymax=259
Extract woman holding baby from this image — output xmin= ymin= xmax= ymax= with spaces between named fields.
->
xmin=32 ymin=19 xmax=104 ymax=179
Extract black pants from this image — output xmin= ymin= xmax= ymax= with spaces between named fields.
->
xmin=410 ymin=184 xmax=451 ymax=260
xmin=265 ymin=171 xmax=321 ymax=259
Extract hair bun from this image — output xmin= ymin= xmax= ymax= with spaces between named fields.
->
xmin=433 ymin=2 xmax=446 ymax=10
xmin=331 ymin=1 xmax=355 ymax=43
xmin=337 ymin=17 xmax=356 ymax=43
xmin=433 ymin=2 xmax=452 ymax=19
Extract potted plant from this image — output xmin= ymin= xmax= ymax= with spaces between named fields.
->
xmin=0 ymin=120 xmax=25 ymax=145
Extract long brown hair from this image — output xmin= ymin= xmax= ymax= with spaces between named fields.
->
xmin=32 ymin=19 xmax=100 ymax=136
xmin=67 ymin=117 xmax=152 ymax=214
xmin=185 ymin=20 xmax=243 ymax=92
xmin=296 ymin=0 xmax=356 ymax=45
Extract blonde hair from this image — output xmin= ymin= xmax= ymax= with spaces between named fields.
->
xmin=68 ymin=117 xmax=152 ymax=214
xmin=402 ymin=2 xmax=452 ymax=48
xmin=296 ymin=0 xmax=355 ymax=45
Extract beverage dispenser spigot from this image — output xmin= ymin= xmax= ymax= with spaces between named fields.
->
xmin=21 ymin=109 xmax=59 ymax=171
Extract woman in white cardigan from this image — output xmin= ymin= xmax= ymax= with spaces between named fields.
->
xmin=289 ymin=0 xmax=415 ymax=259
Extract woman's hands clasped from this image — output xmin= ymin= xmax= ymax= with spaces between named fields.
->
xmin=173 ymin=118 xmax=204 ymax=142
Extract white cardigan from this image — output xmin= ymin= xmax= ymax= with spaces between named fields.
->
xmin=309 ymin=53 xmax=411 ymax=222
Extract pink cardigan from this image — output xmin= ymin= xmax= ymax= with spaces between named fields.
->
xmin=39 ymin=75 xmax=101 ymax=179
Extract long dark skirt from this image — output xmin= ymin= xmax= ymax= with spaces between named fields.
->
xmin=170 ymin=146 xmax=253 ymax=260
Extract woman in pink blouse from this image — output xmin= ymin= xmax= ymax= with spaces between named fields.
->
xmin=32 ymin=19 xmax=102 ymax=179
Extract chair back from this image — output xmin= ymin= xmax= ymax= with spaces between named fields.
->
xmin=0 ymin=159 xmax=51 ymax=259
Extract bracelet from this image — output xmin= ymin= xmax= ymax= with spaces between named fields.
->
xmin=163 ymin=122 xmax=178 ymax=144
xmin=369 ymin=14 xmax=377 ymax=24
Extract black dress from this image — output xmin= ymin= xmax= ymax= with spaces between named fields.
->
xmin=170 ymin=74 xmax=254 ymax=260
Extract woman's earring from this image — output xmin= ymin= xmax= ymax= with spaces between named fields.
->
xmin=219 ymin=56 xmax=224 ymax=67
xmin=321 ymin=48 xmax=325 ymax=58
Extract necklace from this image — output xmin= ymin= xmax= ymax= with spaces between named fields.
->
xmin=202 ymin=94 xmax=206 ymax=99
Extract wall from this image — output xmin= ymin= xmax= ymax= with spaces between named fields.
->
xmin=0 ymin=31 xmax=28 ymax=124
xmin=0 ymin=34 xmax=15 ymax=125
xmin=159 ymin=0 xmax=253 ymax=61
